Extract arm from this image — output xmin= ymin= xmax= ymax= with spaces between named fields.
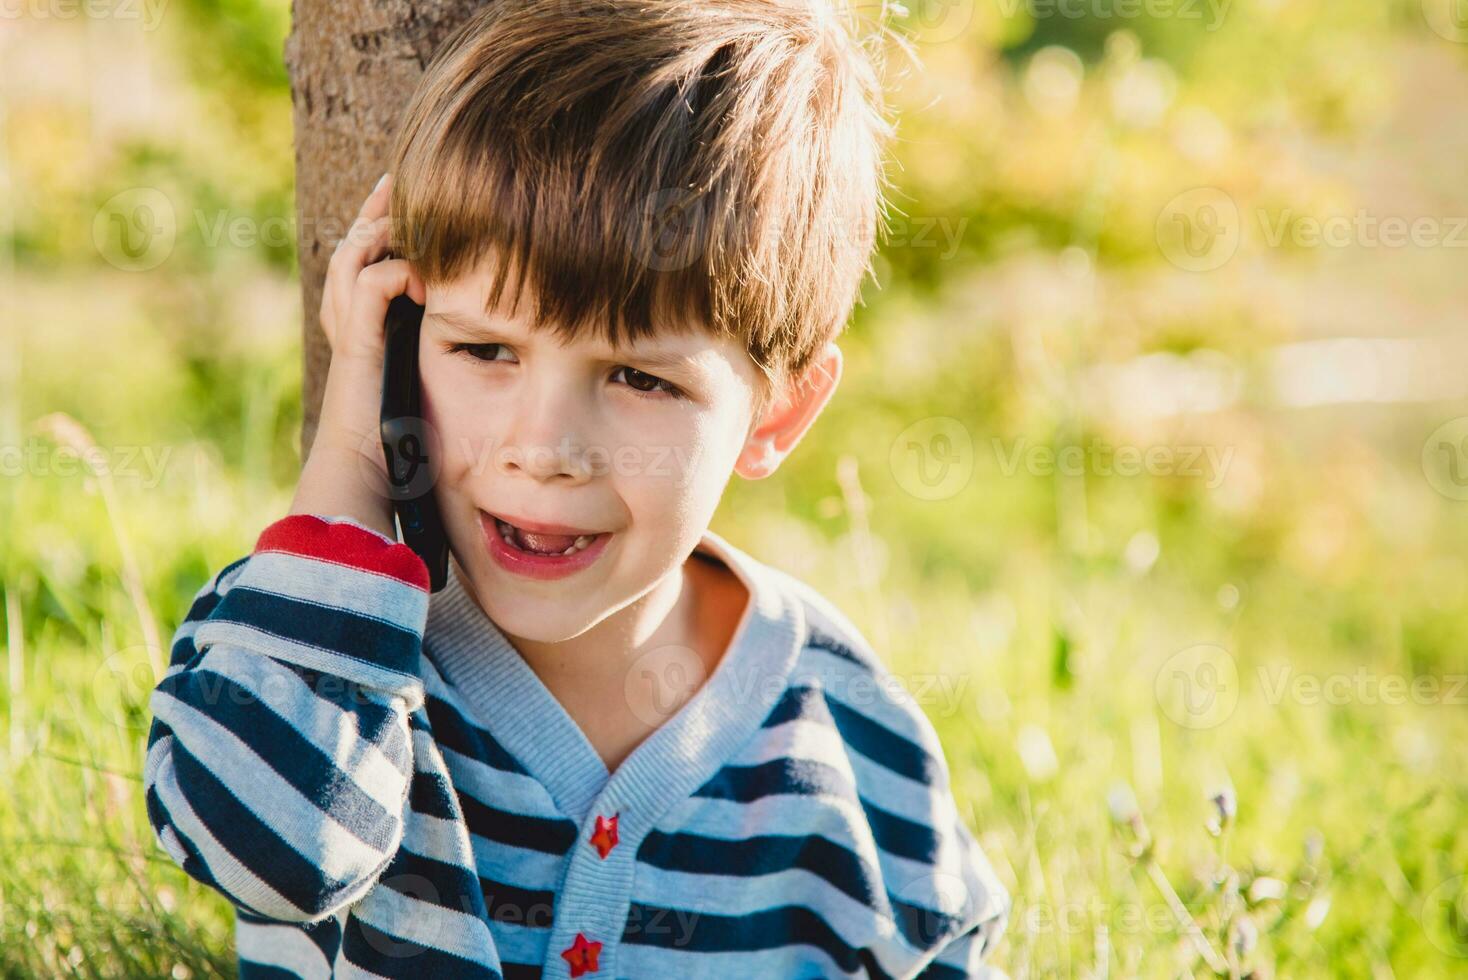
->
xmin=909 ymin=819 xmax=1011 ymax=979
xmin=143 ymin=513 xmax=430 ymax=924
xmin=145 ymin=173 xmax=435 ymax=923
xmin=913 ymin=916 xmax=1009 ymax=980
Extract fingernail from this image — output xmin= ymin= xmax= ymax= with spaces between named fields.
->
xmin=374 ymin=172 xmax=390 ymax=192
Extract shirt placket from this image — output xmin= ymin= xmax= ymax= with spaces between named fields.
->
xmin=422 ymin=530 xmax=806 ymax=978
xmin=548 ymin=800 xmax=641 ymax=978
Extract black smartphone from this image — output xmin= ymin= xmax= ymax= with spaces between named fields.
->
xmin=380 ymin=293 xmax=450 ymax=592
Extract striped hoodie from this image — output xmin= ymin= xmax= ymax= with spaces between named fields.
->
xmin=144 ymin=513 xmax=1011 ymax=978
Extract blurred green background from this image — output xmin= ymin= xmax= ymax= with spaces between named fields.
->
xmin=3 ymin=0 xmax=1468 ymax=976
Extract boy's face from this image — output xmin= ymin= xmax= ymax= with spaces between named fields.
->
xmin=414 ymin=257 xmax=836 ymax=643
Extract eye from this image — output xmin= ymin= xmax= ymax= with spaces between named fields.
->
xmin=445 ymin=342 xmax=515 ymax=364
xmin=611 ymin=366 xmax=684 ymax=400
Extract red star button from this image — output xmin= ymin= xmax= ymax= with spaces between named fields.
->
xmin=589 ymin=813 xmax=620 ymax=859
xmin=561 ymin=932 xmax=602 ymax=976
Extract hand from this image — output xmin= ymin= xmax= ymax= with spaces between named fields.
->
xmin=291 ymin=173 xmax=427 ymax=540
xmin=315 ymin=172 xmax=427 ymax=450
xmin=319 ymin=175 xmax=389 ymax=355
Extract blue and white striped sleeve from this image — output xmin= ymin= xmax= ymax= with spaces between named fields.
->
xmin=142 ymin=513 xmax=432 ymax=924
xmin=915 ymin=920 xmax=1009 ymax=980
xmin=898 ymin=789 xmax=1011 ymax=979
xmin=911 ymin=819 xmax=1011 ymax=978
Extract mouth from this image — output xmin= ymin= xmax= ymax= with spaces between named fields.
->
xmin=479 ymin=510 xmax=613 ymax=580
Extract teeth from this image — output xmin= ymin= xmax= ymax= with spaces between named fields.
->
xmin=495 ymin=519 xmax=598 ymax=556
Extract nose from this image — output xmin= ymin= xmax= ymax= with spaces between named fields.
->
xmin=497 ymin=390 xmax=596 ymax=486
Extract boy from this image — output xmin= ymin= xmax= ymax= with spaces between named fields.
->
xmin=143 ymin=1 xmax=1011 ymax=977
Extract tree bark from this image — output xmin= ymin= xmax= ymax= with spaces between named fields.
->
xmin=283 ymin=0 xmax=483 ymax=463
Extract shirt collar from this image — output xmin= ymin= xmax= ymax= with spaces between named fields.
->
xmin=422 ymin=526 xmax=806 ymax=826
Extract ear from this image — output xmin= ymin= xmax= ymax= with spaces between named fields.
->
xmin=735 ymin=341 xmax=843 ymax=480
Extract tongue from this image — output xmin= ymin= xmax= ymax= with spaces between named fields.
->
xmin=513 ymin=527 xmax=580 ymax=555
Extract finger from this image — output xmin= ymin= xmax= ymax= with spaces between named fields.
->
xmin=328 ymin=174 xmax=391 ymax=259
xmin=322 ymin=176 xmax=394 ymax=355
xmin=327 ymin=174 xmax=393 ymax=289
xmin=337 ymin=258 xmax=419 ymax=362
xmin=363 ymin=172 xmax=391 ymax=215
xmin=331 ymin=213 xmax=393 ymax=278
xmin=327 ymin=213 xmax=393 ymax=350
xmin=325 ymin=179 xmax=387 ymax=268
xmin=348 ymin=172 xmax=391 ymax=231
xmin=349 ymin=175 xmax=391 ymax=255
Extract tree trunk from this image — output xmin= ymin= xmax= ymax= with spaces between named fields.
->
xmin=283 ymin=0 xmax=483 ymax=463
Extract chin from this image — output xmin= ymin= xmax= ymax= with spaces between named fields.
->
xmin=466 ymin=577 xmax=598 ymax=644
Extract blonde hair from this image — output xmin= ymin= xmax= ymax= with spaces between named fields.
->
xmin=388 ymin=0 xmax=895 ymax=415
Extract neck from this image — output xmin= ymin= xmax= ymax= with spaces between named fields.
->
xmin=530 ymin=567 xmax=693 ymax=693
xmin=449 ymin=551 xmax=704 ymax=717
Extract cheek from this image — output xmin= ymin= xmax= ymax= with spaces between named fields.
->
xmin=611 ymin=408 xmax=744 ymax=521
xmin=418 ymin=361 xmax=488 ymax=481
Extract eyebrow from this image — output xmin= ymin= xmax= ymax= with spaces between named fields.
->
xmin=425 ymin=310 xmax=508 ymax=334
xmin=425 ymin=310 xmax=704 ymax=374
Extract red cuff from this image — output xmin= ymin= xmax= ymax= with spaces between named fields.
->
xmin=253 ymin=514 xmax=430 ymax=592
